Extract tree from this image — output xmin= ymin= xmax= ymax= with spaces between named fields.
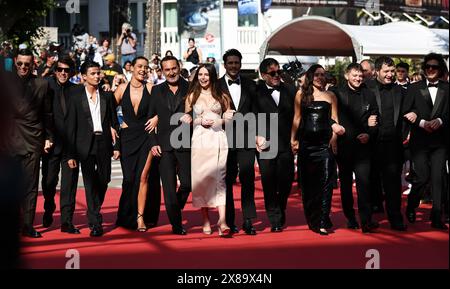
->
xmin=0 ymin=0 xmax=55 ymax=48
xmin=144 ymin=0 xmax=161 ymax=58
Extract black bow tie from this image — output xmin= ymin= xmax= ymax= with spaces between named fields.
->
xmin=268 ymin=87 xmax=280 ymax=94
xmin=428 ymin=82 xmax=438 ymax=88
xmin=228 ymin=78 xmax=240 ymax=86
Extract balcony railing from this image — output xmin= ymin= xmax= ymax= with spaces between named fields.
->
xmin=161 ymin=27 xmax=180 ymax=58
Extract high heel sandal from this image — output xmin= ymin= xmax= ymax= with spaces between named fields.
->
xmin=202 ymin=224 xmax=212 ymax=235
xmin=137 ymin=213 xmax=147 ymax=232
xmin=217 ymin=222 xmax=231 ymax=238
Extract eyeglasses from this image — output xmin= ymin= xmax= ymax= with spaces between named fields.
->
xmin=16 ymin=61 xmax=31 ymax=68
xmin=425 ymin=64 xmax=440 ymax=70
xmin=56 ymin=67 xmax=70 ymax=73
xmin=266 ymin=70 xmax=282 ymax=77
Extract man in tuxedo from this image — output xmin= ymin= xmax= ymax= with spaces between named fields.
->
xmin=403 ymin=53 xmax=449 ymax=230
xmin=366 ymin=56 xmax=408 ymax=231
xmin=149 ymin=56 xmax=192 ymax=235
xmin=220 ymin=49 xmax=257 ymax=235
xmin=333 ymin=63 xmax=382 ymax=233
xmin=10 ymin=49 xmax=54 ymax=238
xmin=40 ymin=56 xmax=80 ymax=234
xmin=395 ymin=62 xmax=410 ymax=90
xmin=254 ymin=58 xmax=296 ymax=232
xmin=66 ymin=61 xmax=120 ymax=237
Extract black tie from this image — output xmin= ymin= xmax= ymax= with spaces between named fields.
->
xmin=228 ymin=78 xmax=240 ymax=86
xmin=60 ymin=86 xmax=67 ymax=116
xmin=428 ymin=82 xmax=438 ymax=88
xmin=268 ymin=87 xmax=280 ymax=94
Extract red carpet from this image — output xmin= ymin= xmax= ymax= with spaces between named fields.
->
xmin=21 ymin=176 xmax=448 ymax=269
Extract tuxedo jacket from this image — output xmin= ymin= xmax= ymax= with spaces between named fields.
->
xmin=404 ymin=79 xmax=449 ymax=150
xmin=220 ymin=75 xmax=257 ymax=150
xmin=365 ymin=79 xmax=408 ymax=143
xmin=66 ymin=85 xmax=120 ymax=160
xmin=254 ymin=80 xmax=296 ymax=153
xmin=46 ymin=76 xmax=76 ymax=155
xmin=332 ymin=84 xmax=379 ymax=145
xmin=10 ymin=73 xmax=54 ymax=156
xmin=148 ymin=78 xmax=190 ymax=152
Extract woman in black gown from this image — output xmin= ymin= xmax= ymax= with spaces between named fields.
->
xmin=290 ymin=64 xmax=345 ymax=235
xmin=114 ymin=56 xmax=158 ymax=231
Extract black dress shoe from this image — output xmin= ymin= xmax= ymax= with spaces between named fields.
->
xmin=172 ymin=227 xmax=187 ymax=235
xmin=347 ymin=218 xmax=360 ymax=229
xmin=22 ymin=227 xmax=42 ymax=238
xmin=361 ymin=221 xmax=379 ymax=233
xmin=229 ymin=225 xmax=239 ymax=234
xmin=431 ymin=221 xmax=448 ymax=230
xmin=61 ymin=223 xmax=81 ymax=234
xmin=42 ymin=211 xmax=54 ymax=228
xmin=90 ymin=226 xmax=104 ymax=237
xmin=270 ymin=226 xmax=283 ymax=233
xmin=406 ymin=209 xmax=416 ymax=223
xmin=390 ymin=223 xmax=407 ymax=231
xmin=242 ymin=219 xmax=256 ymax=235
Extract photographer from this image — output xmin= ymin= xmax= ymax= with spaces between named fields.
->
xmin=117 ymin=22 xmax=137 ymax=66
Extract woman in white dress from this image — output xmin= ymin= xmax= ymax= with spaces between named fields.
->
xmin=185 ymin=63 xmax=234 ymax=237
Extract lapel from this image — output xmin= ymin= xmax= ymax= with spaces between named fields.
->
xmin=431 ymin=81 xmax=445 ymax=118
xmin=220 ymin=77 xmax=236 ymax=110
xmin=237 ymin=76 xmax=248 ymax=112
xmin=100 ymin=90 xmax=107 ymax=124
xmin=172 ymin=79 xmax=188 ymax=112
xmin=80 ymin=88 xmax=94 ymax=130
xmin=393 ymin=85 xmax=401 ymax=126
xmin=419 ymin=80 xmax=433 ymax=110
xmin=372 ymin=83 xmax=382 ymax=116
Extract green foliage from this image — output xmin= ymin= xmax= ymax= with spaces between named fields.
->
xmin=0 ymin=0 xmax=56 ymax=48
xmin=326 ymin=58 xmax=351 ymax=86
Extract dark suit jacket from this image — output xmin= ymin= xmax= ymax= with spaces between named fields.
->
xmin=254 ymin=80 xmax=296 ymax=153
xmin=10 ymin=73 xmax=54 ymax=156
xmin=66 ymin=85 xmax=119 ymax=160
xmin=220 ymin=75 xmax=257 ymax=150
xmin=332 ymin=83 xmax=379 ymax=145
xmin=46 ymin=77 xmax=76 ymax=155
xmin=365 ymin=79 xmax=408 ymax=143
xmin=404 ymin=79 xmax=449 ymax=150
xmin=148 ymin=79 xmax=190 ymax=151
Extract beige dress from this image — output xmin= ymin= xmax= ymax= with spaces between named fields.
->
xmin=191 ymin=95 xmax=228 ymax=208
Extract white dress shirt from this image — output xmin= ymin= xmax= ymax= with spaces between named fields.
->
xmin=266 ymin=84 xmax=280 ymax=106
xmin=419 ymin=80 xmax=442 ymax=128
xmin=85 ymin=87 xmax=103 ymax=133
xmin=225 ymin=75 xmax=241 ymax=110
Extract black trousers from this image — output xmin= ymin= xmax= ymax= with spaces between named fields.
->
xmin=336 ymin=142 xmax=372 ymax=225
xmin=408 ymin=145 xmax=448 ymax=217
xmin=41 ymin=151 xmax=79 ymax=225
xmin=159 ymin=150 xmax=191 ymax=230
xmin=371 ymin=139 xmax=404 ymax=224
xmin=257 ymin=150 xmax=294 ymax=227
xmin=225 ymin=149 xmax=257 ymax=227
xmin=17 ymin=152 xmax=41 ymax=228
xmin=79 ymin=136 xmax=111 ymax=227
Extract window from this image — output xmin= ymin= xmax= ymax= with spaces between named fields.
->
xmin=163 ymin=3 xmax=177 ymax=28
xmin=238 ymin=14 xmax=258 ymax=27
xmin=130 ymin=3 xmax=138 ymax=31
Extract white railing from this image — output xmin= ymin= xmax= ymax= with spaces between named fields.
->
xmin=237 ymin=26 xmax=259 ymax=51
xmin=161 ymin=27 xmax=180 ymax=58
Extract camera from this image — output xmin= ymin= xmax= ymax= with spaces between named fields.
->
xmin=282 ymin=60 xmax=305 ymax=82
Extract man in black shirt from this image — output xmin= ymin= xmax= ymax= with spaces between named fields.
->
xmin=366 ymin=56 xmax=408 ymax=231
xmin=332 ymin=63 xmax=379 ymax=233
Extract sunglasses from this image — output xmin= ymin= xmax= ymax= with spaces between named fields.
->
xmin=56 ymin=67 xmax=71 ymax=73
xmin=425 ymin=64 xmax=440 ymax=70
xmin=266 ymin=70 xmax=282 ymax=77
xmin=16 ymin=61 xmax=31 ymax=68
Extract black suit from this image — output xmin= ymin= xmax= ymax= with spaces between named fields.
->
xmin=220 ymin=76 xmax=257 ymax=227
xmin=66 ymin=85 xmax=119 ymax=227
xmin=366 ymin=79 xmax=407 ymax=224
xmin=404 ymin=80 xmax=449 ymax=221
xmin=10 ymin=73 xmax=54 ymax=229
xmin=149 ymin=79 xmax=191 ymax=231
xmin=254 ymin=80 xmax=296 ymax=227
xmin=41 ymin=77 xmax=79 ymax=225
xmin=332 ymin=84 xmax=378 ymax=225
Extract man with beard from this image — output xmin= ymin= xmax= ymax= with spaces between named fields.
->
xmin=148 ymin=56 xmax=192 ymax=235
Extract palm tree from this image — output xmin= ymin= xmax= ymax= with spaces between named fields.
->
xmin=144 ymin=0 xmax=161 ymax=58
